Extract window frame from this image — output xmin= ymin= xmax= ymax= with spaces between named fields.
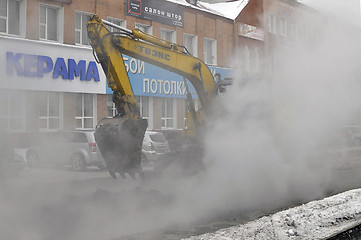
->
xmin=204 ymin=37 xmax=217 ymax=66
xmin=160 ymin=28 xmax=176 ymax=43
xmin=106 ymin=16 xmax=126 ymax=32
xmin=0 ymin=90 xmax=25 ymax=131
xmin=75 ymin=93 xmax=97 ymax=130
xmin=135 ymin=22 xmax=152 ymax=34
xmin=268 ymin=13 xmax=276 ymax=34
xmin=280 ymin=17 xmax=287 ymax=37
xmin=0 ymin=0 xmax=26 ymax=37
xmin=39 ymin=4 xmax=64 ymax=43
xmin=107 ymin=94 xmax=117 ymax=118
xmin=39 ymin=92 xmax=63 ymax=131
xmin=183 ymin=33 xmax=198 ymax=57
xmin=184 ymin=98 xmax=199 ymax=129
xmin=75 ymin=11 xmax=92 ymax=46
xmin=161 ymin=98 xmax=176 ymax=129
xmin=135 ymin=96 xmax=150 ymax=121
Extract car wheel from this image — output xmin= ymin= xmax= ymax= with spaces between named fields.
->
xmin=27 ymin=151 xmax=39 ymax=168
xmin=71 ymin=153 xmax=86 ymax=171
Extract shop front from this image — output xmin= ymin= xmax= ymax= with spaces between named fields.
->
xmin=1 ymin=35 xmax=232 ymax=132
xmin=0 ymin=36 xmax=106 ymax=131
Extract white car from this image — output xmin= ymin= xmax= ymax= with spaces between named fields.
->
xmin=25 ymin=131 xmax=105 ymax=171
xmin=141 ymin=131 xmax=170 ymax=165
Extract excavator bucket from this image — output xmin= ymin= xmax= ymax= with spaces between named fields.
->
xmin=94 ymin=117 xmax=147 ymax=179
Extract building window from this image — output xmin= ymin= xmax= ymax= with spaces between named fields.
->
xmin=75 ymin=11 xmax=91 ymax=45
xmin=75 ymin=93 xmax=96 ymax=129
xmin=39 ymin=92 xmax=63 ymax=130
xmin=107 ymin=17 xmax=126 ymax=32
xmin=0 ymin=0 xmax=26 ymax=36
xmin=184 ymin=33 xmax=197 ymax=57
xmin=161 ymin=98 xmax=174 ymax=129
xmin=268 ymin=14 xmax=276 ymax=34
xmin=135 ymin=23 xmax=152 ymax=34
xmin=135 ymin=96 xmax=150 ymax=121
xmin=204 ymin=38 xmax=217 ymax=65
xmin=107 ymin=95 xmax=117 ymax=117
xmin=160 ymin=28 xmax=176 ymax=43
xmin=40 ymin=4 xmax=63 ymax=42
xmin=184 ymin=99 xmax=199 ymax=129
xmin=280 ymin=17 xmax=287 ymax=37
xmin=0 ymin=90 xmax=24 ymax=130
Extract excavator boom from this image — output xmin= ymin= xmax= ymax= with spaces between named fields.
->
xmin=87 ymin=15 xmax=226 ymax=178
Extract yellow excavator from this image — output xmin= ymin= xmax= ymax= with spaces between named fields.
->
xmin=87 ymin=15 xmax=231 ymax=178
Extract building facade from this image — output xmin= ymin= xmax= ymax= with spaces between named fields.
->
xmin=3 ymin=0 xmax=338 ymax=133
xmin=1 ymin=0 xmax=263 ymax=133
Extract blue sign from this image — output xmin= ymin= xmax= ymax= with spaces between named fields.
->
xmin=105 ymin=55 xmax=232 ymax=99
xmin=6 ymin=52 xmax=100 ymax=82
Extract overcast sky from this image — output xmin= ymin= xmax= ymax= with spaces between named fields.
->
xmin=297 ymin=0 xmax=361 ymax=26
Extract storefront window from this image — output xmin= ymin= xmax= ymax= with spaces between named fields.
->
xmin=75 ymin=11 xmax=91 ymax=45
xmin=107 ymin=95 xmax=150 ymax=121
xmin=0 ymin=90 xmax=24 ymax=130
xmin=39 ymin=4 xmax=61 ymax=41
xmin=75 ymin=93 xmax=96 ymax=129
xmin=107 ymin=95 xmax=117 ymax=117
xmin=39 ymin=92 xmax=62 ymax=130
xmin=161 ymin=98 xmax=174 ymax=129
xmin=184 ymin=99 xmax=198 ymax=129
xmin=0 ymin=0 xmax=20 ymax=35
xmin=135 ymin=96 xmax=149 ymax=120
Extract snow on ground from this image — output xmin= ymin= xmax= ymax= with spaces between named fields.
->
xmin=183 ymin=189 xmax=361 ymax=240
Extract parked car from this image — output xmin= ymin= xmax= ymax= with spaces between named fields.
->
xmin=141 ymin=131 xmax=170 ymax=165
xmin=25 ymin=131 xmax=105 ymax=171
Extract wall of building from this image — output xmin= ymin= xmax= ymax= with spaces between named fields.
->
xmin=0 ymin=0 xmax=263 ymax=133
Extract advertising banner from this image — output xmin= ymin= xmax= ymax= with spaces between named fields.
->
xmin=106 ymin=55 xmax=233 ymax=99
xmin=126 ymin=0 xmax=184 ymax=27
xmin=0 ymin=36 xmax=106 ymax=94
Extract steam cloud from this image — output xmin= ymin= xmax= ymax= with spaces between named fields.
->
xmin=1 ymin=6 xmax=361 ymax=240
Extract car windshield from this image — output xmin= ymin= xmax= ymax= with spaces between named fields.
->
xmin=149 ymin=133 xmax=166 ymax=142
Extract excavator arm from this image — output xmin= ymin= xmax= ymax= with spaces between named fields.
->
xmin=87 ymin=15 xmax=225 ymax=178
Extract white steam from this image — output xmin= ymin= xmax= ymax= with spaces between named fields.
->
xmin=194 ymin=13 xmax=361 ymax=215
xmin=1 ymin=7 xmax=361 ymax=240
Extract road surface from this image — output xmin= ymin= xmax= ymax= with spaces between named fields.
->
xmin=1 ymin=165 xmax=361 ymax=240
